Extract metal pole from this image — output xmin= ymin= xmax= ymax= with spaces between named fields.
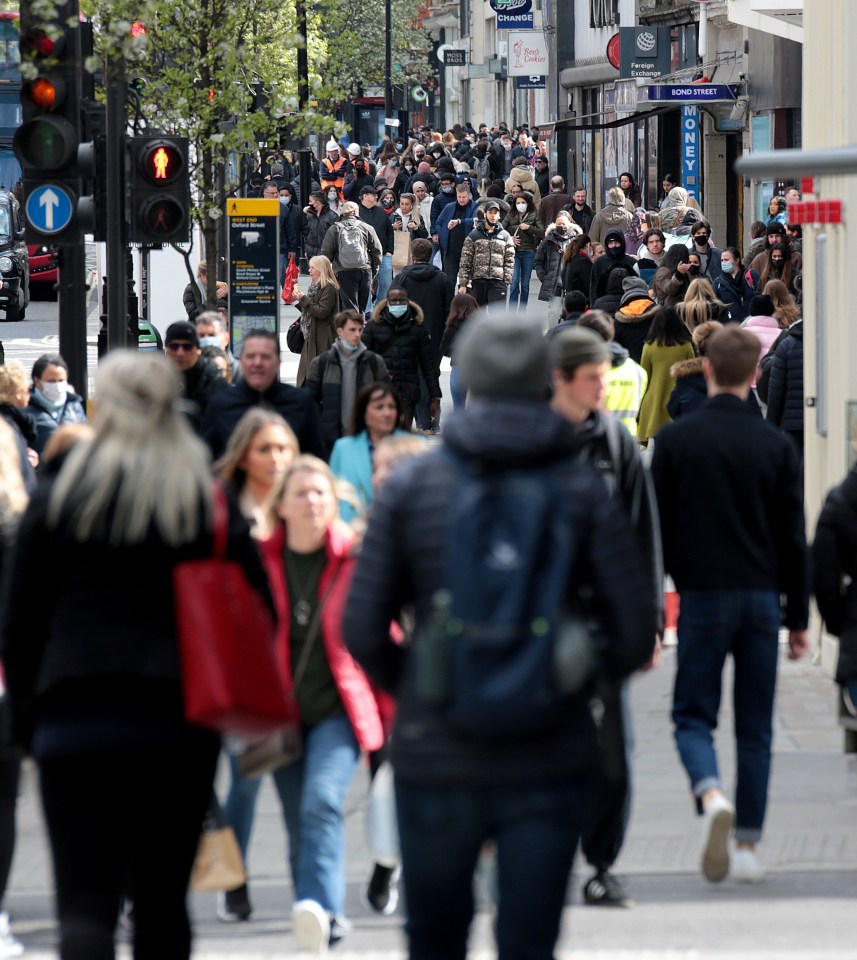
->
xmin=297 ymin=0 xmax=309 ymax=114
xmin=735 ymin=146 xmax=857 ymax=178
xmin=105 ymin=59 xmax=127 ymax=350
xmin=56 ymin=243 xmax=88 ymax=401
xmin=384 ymin=0 xmax=393 ymax=139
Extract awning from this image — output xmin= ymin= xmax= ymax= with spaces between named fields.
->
xmin=559 ymin=59 xmax=619 ymax=90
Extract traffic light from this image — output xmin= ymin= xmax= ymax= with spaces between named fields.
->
xmin=128 ymin=136 xmax=191 ymax=244
xmin=14 ymin=0 xmax=85 ymax=241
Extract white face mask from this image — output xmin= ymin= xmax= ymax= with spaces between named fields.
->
xmin=327 ymin=191 xmax=338 ymax=201
xmin=198 ymin=335 xmax=220 ymax=348
xmin=516 ymin=202 xmax=527 ymax=213
xmin=41 ymin=381 xmax=68 ymax=404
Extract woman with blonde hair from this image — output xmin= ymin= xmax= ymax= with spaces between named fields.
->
xmin=293 ymin=255 xmax=340 ymax=387
xmin=257 ymin=455 xmax=384 ymax=952
xmin=764 ymin=278 xmax=800 ymax=328
xmin=0 ymin=361 xmax=37 ymax=486
xmin=0 ymin=351 xmax=273 ymax=960
xmin=678 ymin=278 xmax=727 ymax=332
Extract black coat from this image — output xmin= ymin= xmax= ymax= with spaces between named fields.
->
xmin=180 ymin=358 xmax=228 ymax=434
xmin=300 ymin=206 xmax=339 ymax=261
xmin=395 ymin=263 xmax=454 ymax=353
xmin=359 ymin=204 xmax=394 ymax=256
xmin=566 ymin=203 xmax=594 ymax=235
xmin=813 ymin=466 xmax=857 ymax=684
xmin=362 ymin=299 xmax=441 ymax=405
xmin=305 ymin=345 xmax=390 ymax=447
xmin=201 ymin=378 xmax=327 ymax=461
xmin=534 ymin=235 xmax=566 ymax=301
xmin=651 ymin=393 xmax=808 ymax=628
xmin=589 ymin=231 xmax=637 ymax=304
xmin=343 ymin=400 xmax=656 ymax=786
xmin=562 ymin=250 xmax=593 ymax=300
xmin=765 ymin=321 xmax=804 ymax=434
xmin=666 ymin=358 xmax=707 ymax=420
xmin=0 ymin=481 xmax=273 ymax=751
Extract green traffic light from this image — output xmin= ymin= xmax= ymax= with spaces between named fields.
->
xmin=13 ymin=115 xmax=77 ymax=170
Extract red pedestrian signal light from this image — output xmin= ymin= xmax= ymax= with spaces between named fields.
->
xmin=129 ymin=136 xmax=190 ymax=244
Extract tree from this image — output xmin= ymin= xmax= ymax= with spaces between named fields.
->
xmin=83 ymin=0 xmax=342 ymax=308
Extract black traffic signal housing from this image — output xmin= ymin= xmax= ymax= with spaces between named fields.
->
xmin=14 ymin=0 xmax=87 ymax=241
xmin=128 ymin=136 xmax=191 ymax=245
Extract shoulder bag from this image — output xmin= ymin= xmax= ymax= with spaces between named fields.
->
xmin=174 ymin=484 xmax=286 ymax=736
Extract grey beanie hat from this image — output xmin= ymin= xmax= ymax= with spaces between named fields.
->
xmin=456 ymin=309 xmax=551 ymax=401
xmin=551 ymin=326 xmax=611 ymax=372
xmin=620 ymin=275 xmax=651 ymax=306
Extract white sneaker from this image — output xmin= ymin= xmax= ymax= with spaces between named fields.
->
xmin=293 ymin=899 xmax=330 ymax=954
xmin=700 ymin=793 xmax=735 ymax=883
xmin=731 ymin=847 xmax=765 ymax=883
xmin=0 ymin=913 xmax=23 ymax=959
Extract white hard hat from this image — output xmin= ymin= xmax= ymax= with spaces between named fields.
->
xmin=326 ymin=138 xmax=340 ymax=152
xmin=347 ymin=143 xmax=361 ymax=156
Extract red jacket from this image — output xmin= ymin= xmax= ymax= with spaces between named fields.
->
xmin=260 ymin=523 xmax=384 ymax=752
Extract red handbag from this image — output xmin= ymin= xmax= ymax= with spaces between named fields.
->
xmin=281 ymin=253 xmax=300 ymax=304
xmin=174 ymin=485 xmax=287 ymax=736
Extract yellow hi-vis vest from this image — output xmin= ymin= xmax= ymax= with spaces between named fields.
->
xmin=606 ymin=357 xmax=648 ymax=438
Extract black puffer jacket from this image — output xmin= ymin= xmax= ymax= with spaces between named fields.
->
xmin=395 ymin=263 xmax=454 ymax=353
xmin=765 ymin=321 xmax=804 ymax=433
xmin=180 ymin=358 xmax=228 ymax=434
xmin=534 ymin=230 xmax=571 ymax=301
xmin=361 ymin=299 xmax=441 ymax=406
xmin=343 ymin=399 xmax=656 ymax=786
xmin=813 ymin=466 xmax=857 ymax=685
xmin=305 ymin=343 xmax=390 ymax=447
xmin=589 ymin=228 xmax=637 ymax=303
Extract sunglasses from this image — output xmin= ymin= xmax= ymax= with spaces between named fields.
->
xmin=167 ymin=342 xmax=196 ymax=352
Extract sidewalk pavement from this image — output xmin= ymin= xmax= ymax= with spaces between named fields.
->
xmin=6 ymin=643 xmax=856 ymax=959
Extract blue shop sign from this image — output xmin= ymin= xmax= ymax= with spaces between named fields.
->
xmin=648 ymin=84 xmax=741 ymax=103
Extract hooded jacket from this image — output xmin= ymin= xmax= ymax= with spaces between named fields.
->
xmin=361 ymin=298 xmax=441 ymax=405
xmin=613 ymin=287 xmax=660 ymax=365
xmin=396 ymin=262 xmax=455 ymax=350
xmin=589 ymin=203 xmax=633 ymax=247
xmin=589 ymin=228 xmax=637 ymax=303
xmin=765 ymin=320 xmax=804 ymax=434
xmin=534 ymin=226 xmax=572 ymax=301
xmin=343 ymin=399 xmax=656 ymax=786
xmin=458 ymin=220 xmax=516 ymax=287
xmin=591 ymin=268 xmax=627 ymax=316
xmin=300 ymin=204 xmax=339 ymax=261
xmin=504 ymin=165 xmax=542 ymax=204
xmin=665 ymin=357 xmax=707 ymax=421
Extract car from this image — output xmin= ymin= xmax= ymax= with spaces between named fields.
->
xmin=0 ymin=191 xmax=29 ymax=321
xmin=27 ymin=242 xmax=58 ymax=297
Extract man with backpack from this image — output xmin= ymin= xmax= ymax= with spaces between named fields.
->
xmin=344 ymin=309 xmax=657 ymax=960
xmin=550 ymin=325 xmax=662 ymax=907
xmin=320 ymin=201 xmax=382 ymax=315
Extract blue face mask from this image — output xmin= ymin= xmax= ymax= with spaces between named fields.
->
xmin=388 ymin=303 xmax=408 ymax=318
xmin=720 ymin=261 xmax=734 ymax=274
xmin=340 ymin=339 xmax=360 ymax=351
xmin=199 ymin=335 xmax=220 ymax=348
xmin=442 ymin=185 xmax=454 ymax=194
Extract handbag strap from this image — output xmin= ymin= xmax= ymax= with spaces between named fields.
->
xmin=212 ymin=484 xmax=228 ymax=560
xmin=290 ymin=563 xmax=338 ymax=694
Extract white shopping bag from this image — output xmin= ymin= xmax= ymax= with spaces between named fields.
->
xmin=366 ymin=761 xmax=400 ymax=869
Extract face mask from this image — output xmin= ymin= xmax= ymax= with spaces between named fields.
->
xmin=388 ymin=303 xmax=408 ymax=318
xmin=40 ymin=381 xmax=68 ymax=404
xmin=327 ymin=191 xmax=337 ymax=200
xmin=405 ymin=163 xmax=413 ymax=171
xmin=199 ymin=335 xmax=220 ymax=348
xmin=390 ymin=160 xmax=398 ymax=167
xmin=503 ymin=143 xmax=512 ymax=151
xmin=720 ymin=261 xmax=734 ymax=274
xmin=694 ymin=233 xmax=710 ymax=245
xmin=340 ymin=338 xmax=360 ymax=351
xmin=770 ymin=260 xmax=784 ymax=272
xmin=554 ymin=226 xmax=567 ymax=237
xmin=442 ymin=185 xmax=453 ymax=194
xmin=688 ymin=265 xmax=700 ymax=276
xmin=516 ymin=202 xmax=527 ymax=213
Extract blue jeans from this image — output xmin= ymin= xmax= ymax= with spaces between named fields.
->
xmin=509 ymin=250 xmax=536 ymax=307
xmin=449 ymin=365 xmax=466 ymax=410
xmin=225 ymin=752 xmax=261 ymax=862
xmin=395 ymin=775 xmax=593 ymax=960
xmin=272 ymin=714 xmax=360 ymax=916
xmin=672 ymin=590 xmax=781 ymax=843
xmin=369 ymin=254 xmax=394 ymax=313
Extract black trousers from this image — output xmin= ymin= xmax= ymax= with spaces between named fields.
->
xmin=337 ymin=268 xmax=371 ymax=315
xmin=442 ymin=252 xmax=461 ymax=286
xmin=39 ymin=729 xmax=219 ymax=960
xmin=470 ymin=279 xmax=507 ymax=307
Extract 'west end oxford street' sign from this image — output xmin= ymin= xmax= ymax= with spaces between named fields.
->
xmin=490 ymin=0 xmax=534 ymax=29
xmin=619 ymin=26 xmax=671 ymax=79
xmin=227 ymin=198 xmax=280 ymax=358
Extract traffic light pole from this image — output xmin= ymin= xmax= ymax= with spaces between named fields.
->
xmin=56 ymin=243 xmax=88 ymax=401
xmin=105 ymin=60 xmax=127 ymax=350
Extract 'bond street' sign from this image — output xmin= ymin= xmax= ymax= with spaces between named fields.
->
xmin=648 ymin=84 xmax=741 ymax=103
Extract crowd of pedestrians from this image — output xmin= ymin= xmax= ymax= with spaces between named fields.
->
xmin=0 ymin=119 xmax=848 ymax=960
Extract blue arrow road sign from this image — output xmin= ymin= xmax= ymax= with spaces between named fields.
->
xmin=25 ymin=184 xmax=75 ymax=236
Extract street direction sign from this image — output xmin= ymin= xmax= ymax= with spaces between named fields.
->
xmin=25 ymin=183 xmax=75 ymax=236
xmin=648 ymin=84 xmax=741 ymax=103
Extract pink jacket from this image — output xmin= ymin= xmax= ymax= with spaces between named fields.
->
xmin=260 ymin=524 xmax=385 ymax=752
xmin=741 ymin=314 xmax=782 ymax=387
